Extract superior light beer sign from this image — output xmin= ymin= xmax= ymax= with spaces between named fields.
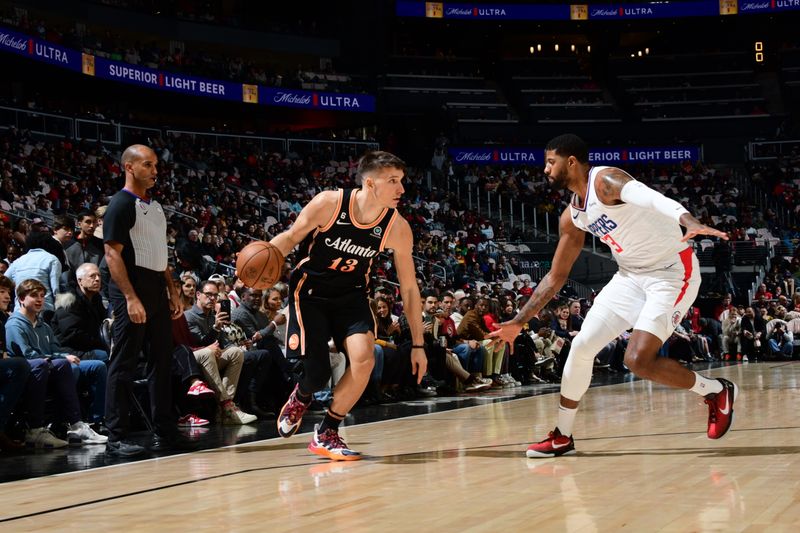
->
xmin=449 ymin=146 xmax=702 ymax=165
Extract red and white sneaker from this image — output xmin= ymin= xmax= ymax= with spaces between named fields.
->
xmin=308 ymin=424 xmax=362 ymax=461
xmin=277 ymin=384 xmax=310 ymax=438
xmin=526 ymin=428 xmax=576 ymax=458
xmin=187 ymin=381 xmax=215 ymax=397
xmin=705 ymin=378 xmax=739 ymax=439
xmin=177 ymin=414 xmax=210 ymax=427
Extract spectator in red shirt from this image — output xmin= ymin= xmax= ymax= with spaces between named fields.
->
xmin=519 ymin=279 xmax=534 ymax=298
xmin=754 ymin=283 xmax=773 ymax=301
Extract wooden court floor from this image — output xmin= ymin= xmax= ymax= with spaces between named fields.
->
xmin=1 ymin=362 xmax=798 ymax=532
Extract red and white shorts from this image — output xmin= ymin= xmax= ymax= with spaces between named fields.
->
xmin=591 ymin=248 xmax=700 ymax=342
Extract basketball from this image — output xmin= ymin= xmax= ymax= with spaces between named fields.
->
xmin=236 ymin=240 xmax=284 ymax=289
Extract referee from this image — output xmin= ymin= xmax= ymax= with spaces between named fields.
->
xmin=103 ymin=144 xmax=186 ymax=457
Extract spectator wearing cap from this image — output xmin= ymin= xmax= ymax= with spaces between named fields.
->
xmin=30 ymin=217 xmax=49 ymax=233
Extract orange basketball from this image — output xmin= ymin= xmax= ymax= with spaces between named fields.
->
xmin=236 ymin=240 xmax=284 ymax=289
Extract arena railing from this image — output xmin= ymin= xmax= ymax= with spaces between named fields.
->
xmin=0 ymin=105 xmax=74 ymax=139
xmin=0 ymin=105 xmax=378 ymax=159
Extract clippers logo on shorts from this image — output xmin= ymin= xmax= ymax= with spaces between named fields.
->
xmin=672 ymin=311 xmax=682 ymax=327
xmin=288 ymin=333 xmax=300 ymax=351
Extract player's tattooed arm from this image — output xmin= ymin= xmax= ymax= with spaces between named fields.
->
xmin=596 ymin=168 xmax=634 ymax=205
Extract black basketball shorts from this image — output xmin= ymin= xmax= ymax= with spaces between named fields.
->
xmin=285 ymin=276 xmax=376 ymax=362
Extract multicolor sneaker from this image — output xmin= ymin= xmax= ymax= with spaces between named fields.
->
xmin=526 ymin=428 xmax=576 ymax=458
xmin=277 ymin=384 xmax=310 ymax=438
xmin=187 ymin=381 xmax=215 ymax=397
xmin=177 ymin=414 xmax=210 ymax=427
xmin=704 ymin=378 xmax=739 ymax=439
xmin=308 ymin=424 xmax=362 ymax=461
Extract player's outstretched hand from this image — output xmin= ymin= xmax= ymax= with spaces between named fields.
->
xmin=681 ymin=221 xmax=729 ymax=242
xmin=486 ymin=320 xmax=524 ymax=355
xmin=410 ymin=347 xmax=428 ymax=384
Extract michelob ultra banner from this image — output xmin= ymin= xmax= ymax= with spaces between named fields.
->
xmin=0 ymin=26 xmax=81 ymax=70
xmin=397 ymin=0 xmax=800 ymax=20
xmin=449 ymin=146 xmax=702 ymax=165
xmin=260 ymin=88 xmax=375 ymax=113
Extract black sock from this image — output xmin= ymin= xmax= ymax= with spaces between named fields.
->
xmin=318 ymin=409 xmax=345 ymax=433
xmin=296 ymin=388 xmax=312 ymax=404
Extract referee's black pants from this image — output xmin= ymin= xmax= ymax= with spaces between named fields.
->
xmin=105 ymin=268 xmax=174 ymax=441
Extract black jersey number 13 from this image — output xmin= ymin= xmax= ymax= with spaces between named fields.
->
xmin=328 ymin=257 xmax=358 ymax=272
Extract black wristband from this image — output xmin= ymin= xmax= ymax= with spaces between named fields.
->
xmin=411 ymin=344 xmax=425 ymax=349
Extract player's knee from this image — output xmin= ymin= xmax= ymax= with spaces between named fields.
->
xmin=350 ymin=351 xmax=374 ymax=376
xmin=624 ymin=350 xmax=654 ymax=378
xmin=569 ymin=336 xmax=601 ymax=364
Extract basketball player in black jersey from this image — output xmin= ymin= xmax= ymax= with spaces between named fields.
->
xmin=270 ymin=151 xmax=427 ymax=460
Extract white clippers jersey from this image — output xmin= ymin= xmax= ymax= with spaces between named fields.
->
xmin=569 ymin=166 xmax=687 ymax=272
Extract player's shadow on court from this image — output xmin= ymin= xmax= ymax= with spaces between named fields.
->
xmin=371 ymin=448 xmax=521 ymax=464
xmin=580 ymin=446 xmax=800 ymax=458
xmin=228 ymin=442 xmax=321 ymax=453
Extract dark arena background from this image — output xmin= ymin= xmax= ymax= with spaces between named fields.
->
xmin=0 ymin=1 xmax=799 ymax=530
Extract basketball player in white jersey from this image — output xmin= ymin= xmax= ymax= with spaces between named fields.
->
xmin=488 ymin=134 xmax=737 ymax=457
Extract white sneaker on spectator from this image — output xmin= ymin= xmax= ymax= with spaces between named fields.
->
xmin=500 ymin=374 xmax=515 ymax=388
xmin=223 ymin=404 xmax=258 ymax=425
xmin=25 ymin=427 xmax=68 ymax=449
xmin=67 ymin=421 xmax=109 ymax=445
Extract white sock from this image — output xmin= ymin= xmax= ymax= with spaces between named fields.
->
xmin=690 ymin=373 xmax=723 ymax=396
xmin=556 ymin=404 xmax=578 ymax=436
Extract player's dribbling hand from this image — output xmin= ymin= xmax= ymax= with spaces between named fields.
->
xmin=486 ymin=320 xmax=524 ymax=355
xmin=681 ymin=221 xmax=729 ymax=243
xmin=410 ymin=347 xmax=428 ymax=385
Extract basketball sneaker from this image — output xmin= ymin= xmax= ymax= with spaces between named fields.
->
xmin=704 ymin=378 xmax=739 ymax=439
xmin=277 ymin=384 xmax=309 ymax=438
xmin=308 ymin=424 xmax=362 ymax=461
xmin=526 ymin=428 xmax=575 ymax=458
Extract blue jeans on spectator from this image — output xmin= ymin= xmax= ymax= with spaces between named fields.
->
xmin=71 ymin=359 xmax=108 ymax=423
xmin=0 ymin=358 xmax=30 ymax=431
xmin=768 ymin=339 xmax=793 ymax=357
xmin=372 ymin=345 xmax=385 ymax=383
xmin=86 ymin=349 xmax=109 ymax=363
xmin=453 ymin=344 xmax=485 ymax=373
xmin=24 ymin=359 xmax=81 ymax=427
